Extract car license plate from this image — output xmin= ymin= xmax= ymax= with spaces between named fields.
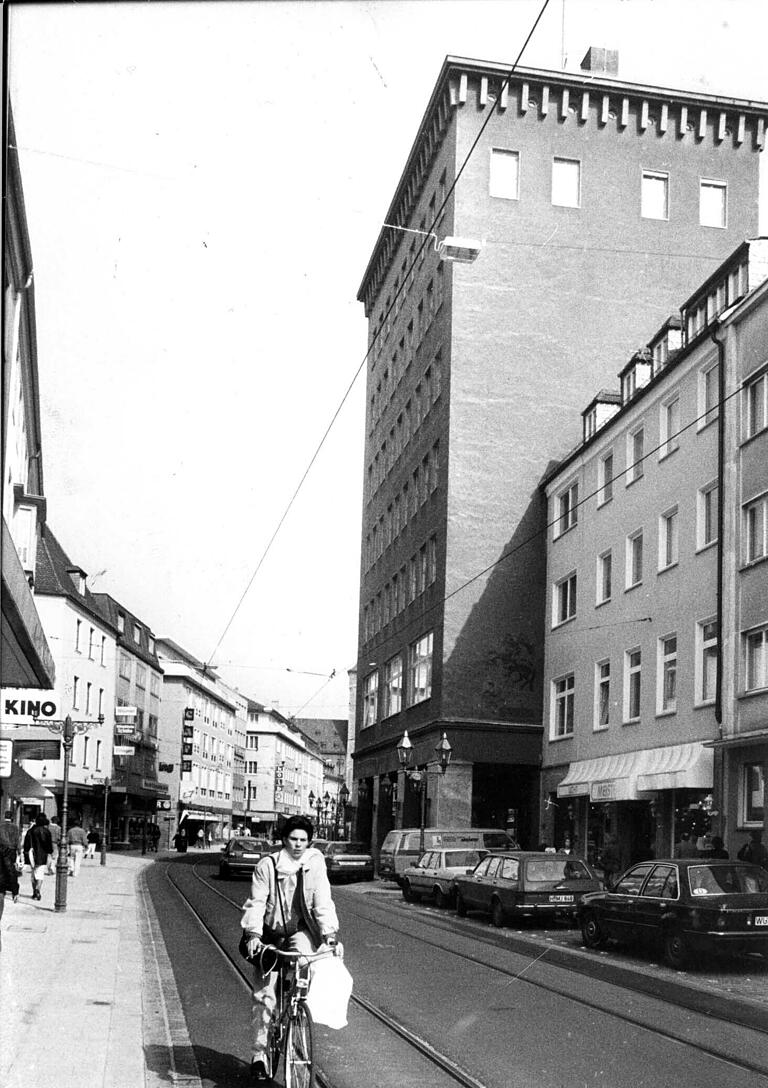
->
xmin=242 ymin=853 xmax=259 ymax=859
xmin=338 ymin=860 xmax=362 ymax=866
xmin=549 ymin=895 xmax=574 ymax=903
xmin=755 ymin=915 xmax=768 ymax=926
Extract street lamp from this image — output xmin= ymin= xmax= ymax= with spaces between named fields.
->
xmin=337 ymin=784 xmax=350 ymax=840
xmin=308 ymin=790 xmax=324 ymax=835
xmin=100 ymin=776 xmax=110 ymax=866
xmin=396 ymin=730 xmax=452 ymax=853
xmin=32 ymin=712 xmax=103 ymax=912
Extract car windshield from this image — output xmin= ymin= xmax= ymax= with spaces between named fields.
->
xmin=525 ymin=858 xmax=590 ymax=883
xmin=688 ymin=865 xmax=768 ymax=895
xmin=328 ymin=843 xmax=368 ymax=855
xmin=232 ymin=839 xmax=266 ymax=852
xmin=444 ymin=850 xmax=481 ymax=868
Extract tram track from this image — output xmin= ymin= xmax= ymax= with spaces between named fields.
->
xmin=163 ymin=859 xmax=768 ymax=1086
xmin=163 ymin=860 xmax=487 ymax=1088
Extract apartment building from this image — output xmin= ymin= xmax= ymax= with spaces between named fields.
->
xmin=156 ymin=638 xmax=236 ymax=843
xmin=243 ymin=700 xmax=325 ymax=838
xmin=540 ymin=239 xmax=768 ymax=870
xmin=92 ymin=593 xmax=166 ymax=845
xmin=354 ymin=49 xmax=768 ymax=849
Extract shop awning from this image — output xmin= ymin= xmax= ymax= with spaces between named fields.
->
xmin=1 ymin=761 xmax=54 ymax=800
xmin=705 ymin=728 xmax=768 ymax=750
xmin=557 ymin=742 xmax=713 ymax=801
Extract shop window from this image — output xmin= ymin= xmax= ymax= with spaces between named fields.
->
xmin=743 ymin=763 xmax=765 ymax=825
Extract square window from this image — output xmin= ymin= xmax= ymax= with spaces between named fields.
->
xmin=490 ymin=148 xmax=520 ymax=199
xmin=598 ymin=452 xmax=614 ymax=505
xmin=552 ymin=158 xmax=581 ymax=208
xmin=595 ymin=661 xmax=610 ymax=730
xmin=597 ymin=550 xmax=612 ymax=605
xmin=745 ymin=372 xmax=767 ymax=438
xmin=660 ymin=397 xmax=680 ymax=458
xmin=625 ymin=649 xmax=642 ymax=721
xmin=555 ymin=481 xmax=578 ymax=537
xmin=697 ymin=620 xmax=718 ymax=704
xmin=698 ymin=482 xmax=719 ymax=549
xmin=626 ymin=531 xmax=643 ymax=588
xmin=745 ymin=494 xmax=768 ymax=562
xmin=627 ymin=427 xmax=644 ymax=483
xmin=554 ymin=572 xmax=577 ymax=625
xmin=658 ymin=635 xmax=677 ymax=712
xmin=700 ymin=180 xmax=727 ymax=228
xmin=641 ymin=170 xmax=669 ymax=220
xmin=659 ymin=508 xmax=679 ymax=570
xmin=552 ymin=674 xmax=575 ymax=737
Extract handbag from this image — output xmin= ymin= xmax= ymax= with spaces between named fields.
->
xmin=14 ymin=854 xmax=24 ymax=875
xmin=305 ymin=955 xmax=353 ymax=1029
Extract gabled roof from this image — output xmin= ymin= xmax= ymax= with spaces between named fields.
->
xmin=294 ymin=717 xmax=348 ymax=754
xmin=34 ymin=524 xmax=117 ymax=631
xmin=92 ymin=592 xmax=162 ymax=671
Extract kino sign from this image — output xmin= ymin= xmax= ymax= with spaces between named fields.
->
xmin=1 ymin=689 xmax=61 ymax=725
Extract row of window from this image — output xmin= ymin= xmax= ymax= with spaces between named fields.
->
xmin=363 ymin=535 xmax=438 ymax=641
xmin=553 ymin=489 xmax=719 ymax=624
xmin=117 ymin=651 xmax=162 ymax=697
xmin=365 ymin=447 xmax=440 ymax=571
xmin=368 ymin=357 xmax=442 ymax=498
xmin=552 ymin=619 xmax=768 ymax=739
xmin=75 ymin=619 xmax=108 ymax=665
xmin=115 ymin=611 xmax=155 ymax=653
xmin=72 ymin=676 xmax=105 ymax=717
xmin=551 ymin=621 xmax=718 ymax=738
xmin=362 ymin=631 xmax=434 ymax=726
xmin=489 ymin=147 xmax=728 ymax=227
xmin=556 ymin=366 xmax=720 ymax=538
xmin=371 ymin=171 xmax=448 ymax=367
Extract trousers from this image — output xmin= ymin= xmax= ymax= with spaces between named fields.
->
xmin=251 ymin=928 xmax=317 ymax=1065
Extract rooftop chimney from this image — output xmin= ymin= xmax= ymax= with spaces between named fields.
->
xmin=580 ymin=47 xmax=619 ymax=76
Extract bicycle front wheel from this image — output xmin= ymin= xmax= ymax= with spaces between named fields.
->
xmin=284 ymin=1003 xmax=314 ymax=1088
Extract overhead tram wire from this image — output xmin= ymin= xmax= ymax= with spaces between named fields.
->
xmin=203 ymin=0 xmax=553 ymax=671
xmin=360 ymin=377 xmax=747 ymax=661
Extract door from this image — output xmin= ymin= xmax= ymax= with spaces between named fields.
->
xmin=632 ymin=864 xmax=679 ymax=937
xmin=601 ymin=863 xmax=655 ymax=937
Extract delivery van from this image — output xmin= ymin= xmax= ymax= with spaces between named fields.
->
xmin=378 ymin=827 xmax=518 ymax=883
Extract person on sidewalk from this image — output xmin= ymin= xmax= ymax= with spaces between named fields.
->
xmin=0 ymin=835 xmax=20 ymax=949
xmin=0 ymin=809 xmax=21 ymax=861
xmin=47 ymin=815 xmax=61 ymax=874
xmin=67 ymin=821 xmax=88 ymax=876
xmin=240 ymin=815 xmax=341 ymax=1084
xmin=23 ymin=814 xmax=53 ymax=901
xmin=86 ymin=825 xmax=101 ymax=860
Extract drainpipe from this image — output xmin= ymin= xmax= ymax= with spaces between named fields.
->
xmin=709 ymin=321 xmax=727 ymax=839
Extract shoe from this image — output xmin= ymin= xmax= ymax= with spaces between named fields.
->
xmin=250 ymin=1059 xmax=270 ymax=1082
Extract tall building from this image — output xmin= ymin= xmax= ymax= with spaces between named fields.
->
xmin=353 ymin=52 xmax=768 ymax=850
xmin=92 ymin=593 xmax=167 ymax=846
xmin=540 ymin=239 xmax=768 ymax=869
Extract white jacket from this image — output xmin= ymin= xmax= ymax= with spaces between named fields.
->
xmin=241 ymin=848 xmax=339 ymax=944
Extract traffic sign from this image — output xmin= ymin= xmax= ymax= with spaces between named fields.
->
xmin=0 ymin=739 xmax=12 ymax=777
xmin=157 ymin=799 xmax=172 ymax=810
xmin=113 ymin=745 xmax=135 ymax=756
xmin=115 ymin=706 xmax=137 ymax=719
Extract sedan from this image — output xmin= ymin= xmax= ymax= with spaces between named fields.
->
xmin=454 ymin=852 xmax=602 ymax=927
xmin=219 ymin=837 xmax=271 ymax=879
xmin=578 ymin=858 xmax=768 ymax=969
xmin=317 ymin=841 xmax=374 ymax=883
xmin=401 ymin=848 xmax=486 ymax=908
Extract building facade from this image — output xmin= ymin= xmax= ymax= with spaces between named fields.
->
xmin=295 ymin=717 xmax=350 ymax=838
xmin=540 ymin=239 xmax=768 ymax=870
xmin=92 ymin=593 xmax=167 ymax=847
xmin=156 ymin=639 xmax=235 ymax=844
xmin=354 ymin=52 xmax=768 ymax=850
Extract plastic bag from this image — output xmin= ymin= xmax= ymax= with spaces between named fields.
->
xmin=305 ymin=955 xmax=353 ymax=1029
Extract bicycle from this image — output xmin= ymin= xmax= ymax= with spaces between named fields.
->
xmin=257 ymin=944 xmax=336 ymax=1088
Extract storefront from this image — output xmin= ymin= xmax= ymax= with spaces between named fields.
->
xmin=555 ymin=741 xmax=714 ymax=873
xmin=709 ymin=729 xmax=768 ymax=858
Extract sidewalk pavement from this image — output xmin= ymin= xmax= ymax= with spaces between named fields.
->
xmin=0 ymin=849 xmax=203 ymax=1088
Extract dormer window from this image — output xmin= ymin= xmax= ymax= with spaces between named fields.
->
xmin=584 ymin=408 xmax=597 ymax=441
xmin=622 ymin=368 xmax=636 ymax=403
xmin=117 ymin=612 xmax=125 ymax=634
xmin=133 ymin=624 xmax=142 ymax=645
xmin=67 ymin=567 xmax=86 ymax=595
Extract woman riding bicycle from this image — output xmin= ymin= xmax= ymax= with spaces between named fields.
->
xmin=241 ymin=815 xmax=340 ymax=1083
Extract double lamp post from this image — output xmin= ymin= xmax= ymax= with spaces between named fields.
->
xmin=308 ymin=783 xmax=350 ymax=840
xmin=396 ymin=729 xmax=452 ymax=853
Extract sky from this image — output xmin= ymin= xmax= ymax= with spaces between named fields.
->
xmin=7 ymin=0 xmax=768 ymax=721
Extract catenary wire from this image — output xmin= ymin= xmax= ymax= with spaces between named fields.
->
xmin=360 ymin=373 xmax=745 ymax=662
xmin=203 ymin=0 xmax=553 ymax=671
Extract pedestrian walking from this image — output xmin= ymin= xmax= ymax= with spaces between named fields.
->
xmin=173 ymin=828 xmax=188 ymax=853
xmin=737 ymin=829 xmax=768 ymax=869
xmin=148 ymin=823 xmax=161 ymax=853
xmin=197 ymin=828 xmax=205 ymax=849
xmin=48 ymin=815 xmax=61 ymax=873
xmin=67 ymin=821 xmax=88 ymax=876
xmin=86 ymin=825 xmax=101 ymax=860
xmin=241 ymin=815 xmax=341 ymax=1083
xmin=0 ymin=809 xmax=21 ymax=856
xmin=0 ymin=835 xmax=20 ymax=950
xmin=23 ymin=814 xmax=53 ymax=900
xmin=598 ymin=835 xmax=621 ymax=888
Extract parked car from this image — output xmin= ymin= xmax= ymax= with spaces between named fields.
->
xmin=578 ymin=858 xmax=768 ymax=969
xmin=316 ymin=841 xmax=374 ymax=883
xmin=218 ymin=837 xmax=271 ymax=879
xmin=454 ymin=851 xmax=602 ymax=927
xmin=379 ymin=827 xmax=518 ymax=884
xmin=401 ymin=848 xmax=487 ymax=907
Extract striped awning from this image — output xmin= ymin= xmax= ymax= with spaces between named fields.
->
xmin=557 ymin=742 xmax=713 ymax=801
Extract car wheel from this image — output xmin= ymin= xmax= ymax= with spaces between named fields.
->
xmin=664 ymin=927 xmax=691 ymax=971
xmin=456 ymin=892 xmax=467 ymax=917
xmin=434 ymin=886 xmax=448 ymax=909
xmin=581 ymin=911 xmax=606 ymax=949
xmin=219 ymin=862 xmax=229 ymax=879
xmin=402 ymin=880 xmax=416 ymax=903
xmin=491 ymin=898 xmax=506 ymax=929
